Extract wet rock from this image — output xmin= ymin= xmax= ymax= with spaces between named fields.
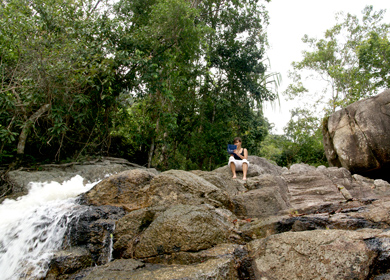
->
xmin=365 ymin=237 xmax=390 ymax=279
xmin=5 ymin=157 xmax=150 ymax=194
xmin=63 ymin=205 xmax=126 ymax=265
xmin=70 ymin=259 xmax=145 ymax=280
xmin=6 ymin=170 xmax=76 ymax=193
xmin=45 ymin=247 xmax=93 ymax=279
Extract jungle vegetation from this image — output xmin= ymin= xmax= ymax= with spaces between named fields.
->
xmin=0 ymin=0 xmax=389 ymax=170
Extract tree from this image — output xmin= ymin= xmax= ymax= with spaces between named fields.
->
xmin=285 ymin=6 xmax=390 ymax=115
xmin=171 ymin=0 xmax=275 ymax=170
xmin=0 ymin=0 xmax=277 ymax=171
xmin=282 ymin=108 xmax=327 ymax=166
xmin=259 ymin=108 xmax=327 ymax=167
xmin=273 ymin=6 xmax=390 ymax=168
xmin=358 ymin=32 xmax=390 ymax=89
xmin=111 ymin=0 xmax=276 ymax=170
xmin=111 ymin=0 xmax=210 ymax=168
xmin=0 ymin=0 xmax=130 ymax=164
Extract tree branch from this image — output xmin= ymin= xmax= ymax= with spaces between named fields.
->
xmin=17 ymin=103 xmax=51 ymax=155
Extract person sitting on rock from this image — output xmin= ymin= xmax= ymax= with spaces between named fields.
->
xmin=228 ymin=137 xmax=249 ymax=180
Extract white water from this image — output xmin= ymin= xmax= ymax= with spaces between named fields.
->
xmin=0 ymin=175 xmax=99 ymax=280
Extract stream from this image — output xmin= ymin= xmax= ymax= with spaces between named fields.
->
xmin=0 ymin=175 xmax=99 ymax=280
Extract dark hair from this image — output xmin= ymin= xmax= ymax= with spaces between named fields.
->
xmin=233 ymin=137 xmax=242 ymax=143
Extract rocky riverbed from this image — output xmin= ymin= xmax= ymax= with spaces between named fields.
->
xmin=4 ymin=156 xmax=390 ymax=279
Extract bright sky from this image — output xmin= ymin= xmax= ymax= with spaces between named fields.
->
xmin=264 ymin=0 xmax=390 ymax=134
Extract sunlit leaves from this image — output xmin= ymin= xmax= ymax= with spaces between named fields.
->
xmin=358 ymin=32 xmax=390 ymax=89
xmin=286 ymin=5 xmax=390 ymax=115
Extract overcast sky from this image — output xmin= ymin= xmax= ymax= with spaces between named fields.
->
xmin=264 ymin=0 xmax=390 ymax=134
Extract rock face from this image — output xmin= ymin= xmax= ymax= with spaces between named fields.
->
xmin=13 ymin=156 xmax=390 ymax=279
xmin=133 ymin=204 xmax=232 ymax=258
xmin=323 ymin=89 xmax=390 ymax=178
xmin=248 ymin=229 xmax=383 ymax=279
xmin=81 ymin=169 xmax=156 ymax=211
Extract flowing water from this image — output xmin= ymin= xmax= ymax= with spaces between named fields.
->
xmin=0 ymin=175 xmax=100 ymax=280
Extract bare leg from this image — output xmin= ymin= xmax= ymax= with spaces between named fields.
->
xmin=230 ymin=162 xmax=237 ymax=178
xmin=242 ymin=162 xmax=248 ymax=180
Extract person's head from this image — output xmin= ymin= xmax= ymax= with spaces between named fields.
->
xmin=233 ymin=137 xmax=242 ymax=147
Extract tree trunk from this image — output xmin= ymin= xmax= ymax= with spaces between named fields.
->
xmin=17 ymin=103 xmax=51 ymax=156
xmin=147 ymin=116 xmax=160 ymax=168
xmin=148 ymin=137 xmax=155 ymax=169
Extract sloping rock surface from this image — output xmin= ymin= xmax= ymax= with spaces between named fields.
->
xmin=23 ymin=156 xmax=390 ymax=279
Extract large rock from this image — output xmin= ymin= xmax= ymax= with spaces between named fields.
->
xmin=232 ymin=185 xmax=290 ymax=219
xmin=82 ymin=169 xmax=233 ymax=211
xmin=323 ymin=89 xmax=390 ymax=178
xmin=81 ymin=169 xmax=156 ymax=210
xmin=132 ymin=204 xmax=234 ymax=258
xmin=72 ymin=257 xmax=239 ymax=280
xmin=63 ymin=205 xmax=126 ymax=265
xmin=247 ymin=229 xmax=390 ymax=280
xmin=13 ymin=156 xmax=390 ymax=279
xmin=113 ymin=206 xmax=166 ymax=259
xmin=45 ymin=247 xmax=93 ymax=279
xmin=147 ymin=170 xmax=232 ymax=209
xmin=190 ymin=170 xmax=247 ymax=196
xmin=282 ymin=163 xmax=346 ymax=212
xmin=239 ymin=199 xmax=390 ymax=241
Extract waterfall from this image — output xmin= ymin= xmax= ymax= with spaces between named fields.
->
xmin=108 ymin=231 xmax=115 ymax=263
xmin=0 ymin=175 xmax=99 ymax=280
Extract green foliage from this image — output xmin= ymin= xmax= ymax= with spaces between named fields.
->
xmin=0 ymin=0 xmax=123 ymax=163
xmin=358 ymin=32 xmax=390 ymax=89
xmin=1 ymin=0 xmax=276 ymax=170
xmin=275 ymin=5 xmax=390 ymax=168
xmin=281 ymin=109 xmax=327 ymax=167
xmin=111 ymin=0 xmax=275 ymax=170
xmin=285 ymin=6 xmax=390 ymax=114
xmin=259 ymin=109 xmax=328 ymax=167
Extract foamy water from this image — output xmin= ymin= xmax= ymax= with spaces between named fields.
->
xmin=0 ymin=175 xmax=99 ymax=280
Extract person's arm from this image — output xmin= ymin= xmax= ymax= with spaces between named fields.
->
xmin=243 ymin=148 xmax=248 ymax=159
